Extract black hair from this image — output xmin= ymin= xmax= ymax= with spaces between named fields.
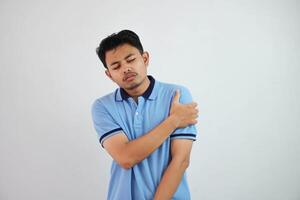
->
xmin=96 ymin=30 xmax=144 ymax=68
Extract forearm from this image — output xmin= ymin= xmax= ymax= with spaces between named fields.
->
xmin=123 ymin=116 xmax=178 ymax=167
xmin=153 ymin=158 xmax=188 ymax=200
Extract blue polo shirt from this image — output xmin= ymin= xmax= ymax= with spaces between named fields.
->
xmin=91 ymin=76 xmax=197 ymax=200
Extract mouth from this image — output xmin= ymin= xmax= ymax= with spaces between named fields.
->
xmin=123 ymin=72 xmax=137 ymax=82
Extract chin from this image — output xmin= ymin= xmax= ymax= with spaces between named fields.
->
xmin=126 ymin=79 xmax=143 ymax=90
xmin=125 ymin=83 xmax=139 ymax=90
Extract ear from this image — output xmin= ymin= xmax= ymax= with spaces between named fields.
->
xmin=142 ymin=51 xmax=149 ymax=67
xmin=105 ymin=69 xmax=113 ymax=81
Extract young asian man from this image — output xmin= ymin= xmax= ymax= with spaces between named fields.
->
xmin=91 ymin=30 xmax=199 ymax=200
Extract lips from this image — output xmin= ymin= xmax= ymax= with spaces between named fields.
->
xmin=123 ymin=72 xmax=137 ymax=81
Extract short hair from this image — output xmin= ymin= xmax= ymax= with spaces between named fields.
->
xmin=96 ymin=30 xmax=144 ymax=68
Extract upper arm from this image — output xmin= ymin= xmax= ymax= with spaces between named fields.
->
xmin=169 ymin=86 xmax=196 ymax=165
xmin=170 ymin=139 xmax=193 ymax=165
xmin=102 ymin=132 xmax=130 ymax=166
xmin=91 ymin=99 xmax=131 ymax=168
xmin=170 ymin=86 xmax=198 ymax=141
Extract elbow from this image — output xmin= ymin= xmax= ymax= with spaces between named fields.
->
xmin=117 ymin=155 xmax=136 ymax=170
xmin=119 ymin=160 xmax=134 ymax=170
xmin=115 ymin=144 xmax=140 ymax=170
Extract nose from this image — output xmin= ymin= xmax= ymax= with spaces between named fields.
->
xmin=123 ymin=66 xmax=132 ymax=74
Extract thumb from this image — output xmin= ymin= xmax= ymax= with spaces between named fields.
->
xmin=172 ymin=90 xmax=180 ymax=103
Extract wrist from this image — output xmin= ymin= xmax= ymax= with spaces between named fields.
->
xmin=167 ymin=115 xmax=179 ymax=129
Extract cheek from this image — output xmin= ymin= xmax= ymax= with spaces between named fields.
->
xmin=112 ymin=73 xmax=123 ymax=82
xmin=136 ymin=60 xmax=147 ymax=70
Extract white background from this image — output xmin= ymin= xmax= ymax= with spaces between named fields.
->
xmin=0 ymin=0 xmax=299 ymax=199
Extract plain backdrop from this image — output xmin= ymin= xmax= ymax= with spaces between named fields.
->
xmin=0 ymin=0 xmax=299 ymax=199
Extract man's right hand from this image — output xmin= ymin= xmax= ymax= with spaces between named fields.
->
xmin=169 ymin=90 xmax=198 ymax=128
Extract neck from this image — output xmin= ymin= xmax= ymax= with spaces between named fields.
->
xmin=124 ymin=76 xmax=150 ymax=101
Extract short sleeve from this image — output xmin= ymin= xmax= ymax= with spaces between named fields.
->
xmin=91 ymin=99 xmax=124 ymax=147
xmin=170 ymin=86 xmax=198 ymax=141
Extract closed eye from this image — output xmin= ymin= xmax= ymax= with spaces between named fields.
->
xmin=112 ymin=65 xmax=120 ymax=70
xmin=127 ymin=58 xmax=136 ymax=63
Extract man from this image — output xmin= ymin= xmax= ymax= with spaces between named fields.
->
xmin=91 ymin=30 xmax=199 ymax=200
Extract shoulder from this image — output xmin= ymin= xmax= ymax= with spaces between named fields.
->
xmin=91 ymin=89 xmax=118 ymax=113
xmin=156 ymin=80 xmax=193 ymax=101
xmin=157 ymin=80 xmax=190 ymax=92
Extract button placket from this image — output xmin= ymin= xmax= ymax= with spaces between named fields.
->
xmin=133 ymin=97 xmax=144 ymax=135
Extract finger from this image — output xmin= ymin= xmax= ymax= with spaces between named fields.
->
xmin=187 ymin=102 xmax=197 ymax=108
xmin=192 ymin=110 xmax=199 ymax=115
xmin=172 ymin=90 xmax=180 ymax=103
xmin=191 ymin=114 xmax=198 ymax=118
xmin=187 ymin=102 xmax=197 ymax=107
xmin=191 ymin=119 xmax=198 ymax=124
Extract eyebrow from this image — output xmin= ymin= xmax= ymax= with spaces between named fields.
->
xmin=109 ymin=53 xmax=135 ymax=67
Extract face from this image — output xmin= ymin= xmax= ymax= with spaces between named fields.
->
xmin=105 ymin=43 xmax=149 ymax=91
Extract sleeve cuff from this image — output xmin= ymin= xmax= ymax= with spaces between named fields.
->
xmin=170 ymin=133 xmax=197 ymax=141
xmin=99 ymin=128 xmax=123 ymax=147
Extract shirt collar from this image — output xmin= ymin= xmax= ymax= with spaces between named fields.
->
xmin=116 ymin=75 xmax=156 ymax=101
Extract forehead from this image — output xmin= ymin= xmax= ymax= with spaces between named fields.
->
xmin=105 ymin=43 xmax=140 ymax=62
